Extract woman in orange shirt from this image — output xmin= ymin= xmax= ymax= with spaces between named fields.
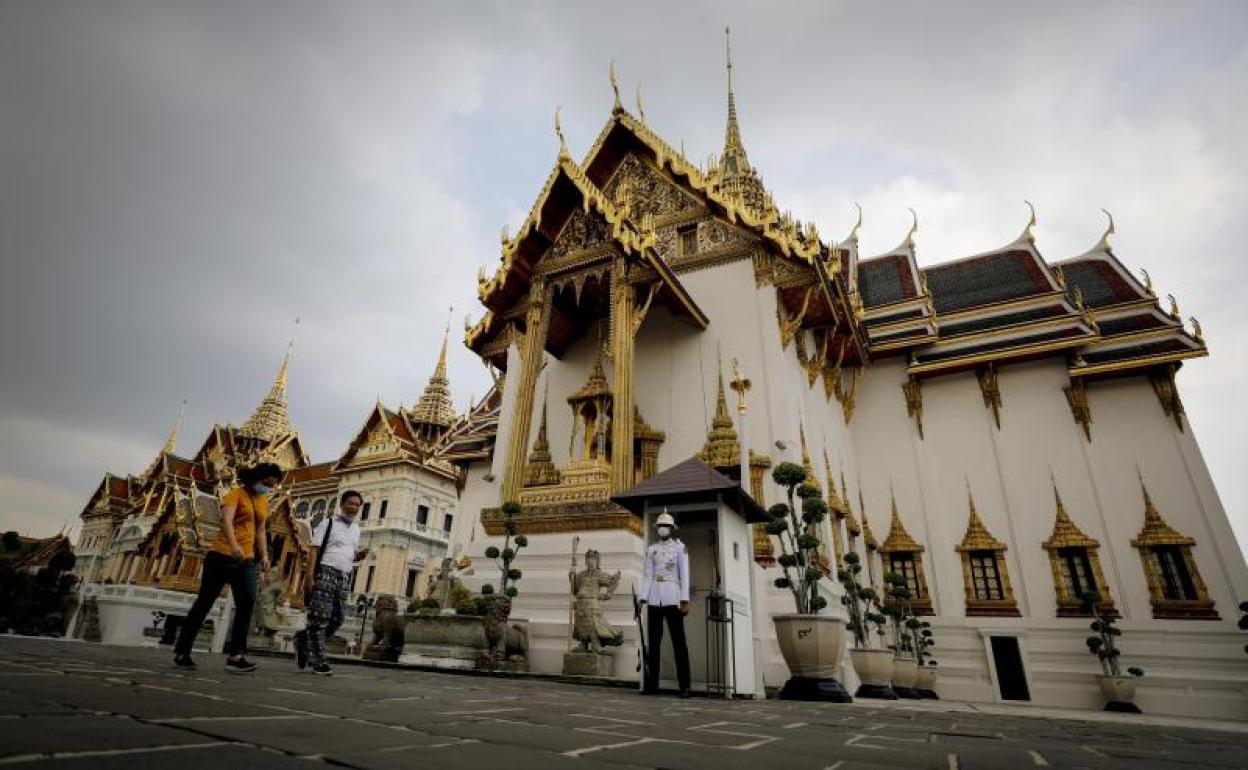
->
xmin=173 ymin=462 xmax=281 ymax=673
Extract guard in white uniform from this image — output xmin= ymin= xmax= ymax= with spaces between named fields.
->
xmin=638 ymin=511 xmax=691 ymax=696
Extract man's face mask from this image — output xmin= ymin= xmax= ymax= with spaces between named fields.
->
xmin=657 ymin=525 xmax=672 ymax=539
xmin=253 ymin=483 xmax=272 ymax=495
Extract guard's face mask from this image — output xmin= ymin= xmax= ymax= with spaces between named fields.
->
xmin=657 ymin=525 xmax=672 ymax=540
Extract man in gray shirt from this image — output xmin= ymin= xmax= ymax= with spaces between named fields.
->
xmin=295 ymin=490 xmax=368 ymax=675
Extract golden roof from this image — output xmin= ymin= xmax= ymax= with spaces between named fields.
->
xmin=841 ymin=468 xmax=861 ymax=535
xmin=879 ymin=489 xmax=924 ymax=553
xmin=239 ymin=340 xmax=295 ymax=442
xmin=798 ymin=423 xmax=821 ymax=494
xmin=823 ymin=450 xmax=847 ymax=517
xmin=956 ymin=484 xmax=1007 ymax=552
xmin=1042 ymin=476 xmax=1099 ymax=550
xmin=1129 ymin=470 xmax=1195 ymax=548
xmin=859 ymin=488 xmax=878 ymax=549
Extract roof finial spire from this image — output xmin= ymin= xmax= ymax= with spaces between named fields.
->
xmin=238 ymin=321 xmax=297 ymax=442
xmin=555 ymin=106 xmax=568 ymax=159
xmin=436 ymin=305 xmax=452 ymax=378
xmin=1097 ymin=207 xmax=1115 ymax=251
xmin=722 ymin=26 xmax=745 ymax=163
xmin=163 ymin=400 xmax=186 ymax=455
xmin=609 ymin=60 xmax=622 ymax=111
xmin=1018 ymin=199 xmax=1037 ymax=243
xmin=635 ymin=84 xmax=646 ymax=123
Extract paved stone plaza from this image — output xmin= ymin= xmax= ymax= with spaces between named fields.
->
xmin=0 ymin=637 xmax=1245 ymax=769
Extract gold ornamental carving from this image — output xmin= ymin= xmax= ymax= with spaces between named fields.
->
xmin=902 ymin=377 xmax=924 ymax=439
xmin=1063 ymin=377 xmax=1093 ymax=442
xmin=977 ymin=363 xmax=1002 ymax=429
xmin=1149 ymin=365 xmax=1185 ymax=432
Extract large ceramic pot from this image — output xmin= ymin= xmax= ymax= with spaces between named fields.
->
xmin=850 ymin=648 xmax=897 ymax=699
xmin=1096 ymin=674 xmax=1142 ymax=713
xmin=914 ymin=665 xmax=939 ymax=699
xmin=773 ymin=614 xmax=852 ymax=702
xmin=891 ymin=657 xmax=920 ymax=698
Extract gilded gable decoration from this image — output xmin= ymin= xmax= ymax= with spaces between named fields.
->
xmin=822 ymin=451 xmax=847 ymax=568
xmin=977 ymin=363 xmax=1003 ymax=429
xmin=1130 ymin=471 xmax=1217 ymax=619
xmin=902 ymin=376 xmax=924 ymax=439
xmin=956 ymin=483 xmax=1020 ymax=616
xmin=1063 ymin=377 xmax=1093 ymax=441
xmin=841 ymin=468 xmax=862 ymax=537
xmin=1042 ymin=476 xmax=1113 ymax=617
xmin=1149 ymin=364 xmax=1186 ymax=432
xmin=858 ymin=488 xmax=878 ymax=551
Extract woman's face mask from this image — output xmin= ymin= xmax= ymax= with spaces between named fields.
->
xmin=657 ymin=525 xmax=672 ymax=540
xmin=252 ymin=483 xmax=272 ymax=495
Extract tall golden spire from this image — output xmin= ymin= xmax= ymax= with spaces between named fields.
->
xmin=411 ymin=309 xmax=457 ymax=432
xmin=523 ymin=384 xmax=560 ymax=487
xmin=699 ymin=355 xmax=740 ymax=470
xmin=239 ymin=329 xmax=296 ymax=442
xmin=723 ymin=27 xmax=746 ymax=168
xmin=717 ymin=27 xmax=767 ymax=215
xmin=798 ymin=422 xmax=821 ymax=494
xmin=162 ymin=401 xmax=186 ymax=455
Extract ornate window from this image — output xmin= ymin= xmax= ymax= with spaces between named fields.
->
xmin=1130 ymin=474 xmax=1218 ymax=619
xmin=1042 ymin=480 xmax=1113 ymax=617
xmin=417 ymin=504 xmax=429 ymax=526
xmin=956 ymin=487 xmax=1019 ymax=617
xmin=295 ymin=501 xmax=309 ymax=519
xmin=968 ymin=551 xmax=1004 ymax=600
xmin=309 ymin=499 xmax=325 ymax=520
xmin=678 ymin=224 xmax=697 ymax=256
xmin=878 ymin=492 xmax=933 ymax=614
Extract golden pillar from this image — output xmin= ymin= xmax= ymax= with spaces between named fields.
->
xmin=609 ymin=258 xmax=636 ymax=493
xmin=501 ymin=277 xmax=551 ymax=504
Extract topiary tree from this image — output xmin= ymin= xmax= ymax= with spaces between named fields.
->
xmin=2 ymin=531 xmax=20 ymax=552
xmin=838 ymin=551 xmax=886 ymax=648
xmin=1082 ymin=590 xmax=1143 ymax=678
xmin=766 ymin=462 xmax=829 ymax=615
xmin=882 ymin=571 xmax=916 ymax=659
xmin=914 ymin=619 xmax=936 ymax=667
xmin=482 ymin=501 xmax=529 ymax=600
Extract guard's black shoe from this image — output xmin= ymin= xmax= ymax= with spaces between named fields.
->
xmin=172 ymin=654 xmax=197 ymax=670
xmin=678 ymin=689 xmax=692 ymax=699
xmin=225 ymin=657 xmax=257 ymax=674
xmin=294 ymin=632 xmax=307 ymax=670
xmin=312 ymin=663 xmax=333 ymax=676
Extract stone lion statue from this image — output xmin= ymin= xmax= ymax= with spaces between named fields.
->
xmin=481 ymin=596 xmax=528 ymax=665
xmin=364 ymin=595 xmax=404 ymax=662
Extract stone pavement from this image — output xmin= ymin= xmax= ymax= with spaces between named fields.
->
xmin=0 ymin=637 xmax=1245 ymax=769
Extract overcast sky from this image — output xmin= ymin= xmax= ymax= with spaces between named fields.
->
xmin=1 ymin=1 xmax=1245 ymax=552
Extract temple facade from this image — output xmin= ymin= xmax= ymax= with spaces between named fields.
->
xmin=447 ymin=54 xmax=1247 ymax=718
xmin=72 ymin=332 xmax=465 ymax=633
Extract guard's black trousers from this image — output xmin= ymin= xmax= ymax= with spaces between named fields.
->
xmin=645 ymin=604 xmax=691 ymax=692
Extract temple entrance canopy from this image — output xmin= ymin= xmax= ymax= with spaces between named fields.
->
xmin=612 ymin=457 xmax=768 ymax=697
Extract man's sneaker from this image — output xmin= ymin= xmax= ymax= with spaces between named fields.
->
xmin=172 ymin=654 xmax=197 ymax=671
xmin=311 ymin=663 xmax=332 ymax=676
xmin=224 ymin=657 xmax=257 ymax=674
xmin=294 ymin=631 xmax=307 ymax=671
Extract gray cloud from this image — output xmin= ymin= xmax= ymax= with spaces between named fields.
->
xmin=1 ymin=1 xmax=1245 ymax=551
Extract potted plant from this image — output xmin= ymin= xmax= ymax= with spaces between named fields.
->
xmin=839 ymin=551 xmax=895 ymax=699
xmin=1083 ymin=590 xmax=1144 ymax=712
xmin=882 ymin=572 xmax=920 ymax=698
xmin=912 ymin=619 xmax=939 ymax=699
xmin=1239 ymin=601 xmax=1247 ymax=655
xmin=765 ymin=462 xmax=851 ymax=701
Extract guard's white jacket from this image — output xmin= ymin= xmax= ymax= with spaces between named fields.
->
xmin=640 ymin=538 xmax=690 ymax=607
